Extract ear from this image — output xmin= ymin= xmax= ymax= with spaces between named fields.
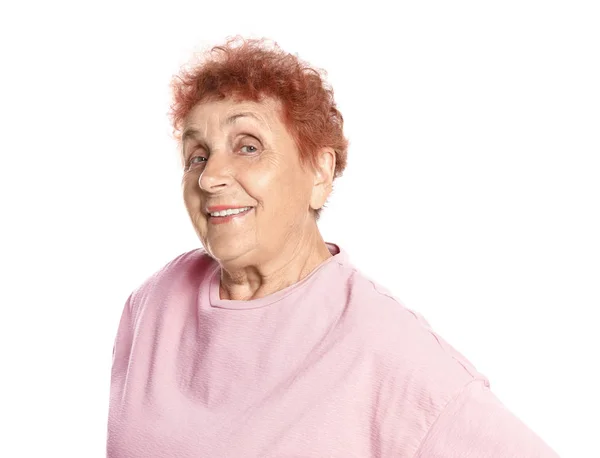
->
xmin=309 ymin=147 xmax=336 ymax=211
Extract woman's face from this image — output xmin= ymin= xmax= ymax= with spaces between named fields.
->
xmin=181 ymin=97 xmax=319 ymax=266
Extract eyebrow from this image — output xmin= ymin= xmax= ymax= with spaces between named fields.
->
xmin=181 ymin=112 xmax=265 ymax=142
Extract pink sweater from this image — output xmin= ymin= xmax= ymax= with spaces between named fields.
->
xmin=107 ymin=243 xmax=559 ymax=457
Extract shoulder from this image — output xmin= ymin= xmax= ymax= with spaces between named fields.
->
xmin=128 ymin=247 xmax=215 ymax=311
xmin=336 ymin=261 xmax=489 ymax=398
xmin=328 ymin=263 xmax=494 ymax=453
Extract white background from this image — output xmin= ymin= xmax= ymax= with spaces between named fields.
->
xmin=1 ymin=1 xmax=598 ymax=456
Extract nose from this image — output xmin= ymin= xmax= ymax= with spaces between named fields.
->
xmin=198 ymin=152 xmax=233 ymax=193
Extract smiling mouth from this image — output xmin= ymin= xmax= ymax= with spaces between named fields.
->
xmin=206 ymin=207 xmax=254 ymax=224
xmin=208 ymin=206 xmax=254 ymax=218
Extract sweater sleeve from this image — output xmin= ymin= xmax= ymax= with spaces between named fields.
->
xmin=413 ymin=379 xmax=560 ymax=458
xmin=110 ymin=292 xmax=137 ymax=375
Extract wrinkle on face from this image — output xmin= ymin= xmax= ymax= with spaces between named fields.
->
xmin=180 ymin=96 xmax=332 ymax=299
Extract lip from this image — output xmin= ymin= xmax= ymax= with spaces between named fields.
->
xmin=207 ymin=206 xmax=254 ymax=225
xmin=206 ymin=205 xmax=255 ymax=214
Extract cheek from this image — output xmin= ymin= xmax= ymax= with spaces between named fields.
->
xmin=241 ymin=168 xmax=272 ymax=204
xmin=281 ymin=165 xmax=313 ymax=202
xmin=182 ymin=178 xmax=200 ymax=200
xmin=182 ymin=191 xmax=206 ymax=222
xmin=271 ymin=178 xmax=312 ymax=216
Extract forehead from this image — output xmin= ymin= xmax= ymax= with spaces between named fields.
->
xmin=183 ymin=97 xmax=284 ymax=133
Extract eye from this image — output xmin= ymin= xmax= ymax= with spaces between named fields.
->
xmin=190 ymin=156 xmax=207 ymax=163
xmin=240 ymin=144 xmax=258 ymax=154
xmin=184 ymin=155 xmax=207 ymax=171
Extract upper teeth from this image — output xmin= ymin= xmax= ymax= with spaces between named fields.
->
xmin=209 ymin=207 xmax=252 ymax=217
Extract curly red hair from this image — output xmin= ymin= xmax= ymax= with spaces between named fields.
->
xmin=168 ymin=36 xmax=349 ymax=186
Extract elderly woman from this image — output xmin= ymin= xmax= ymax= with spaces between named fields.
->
xmin=107 ymin=37 xmax=559 ymax=457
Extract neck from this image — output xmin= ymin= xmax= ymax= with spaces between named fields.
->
xmin=218 ymin=224 xmax=332 ymax=301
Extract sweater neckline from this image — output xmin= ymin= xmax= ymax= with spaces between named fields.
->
xmin=208 ymin=242 xmax=347 ymax=310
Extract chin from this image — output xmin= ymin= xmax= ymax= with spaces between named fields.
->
xmin=206 ymin=239 xmax=255 ymax=265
